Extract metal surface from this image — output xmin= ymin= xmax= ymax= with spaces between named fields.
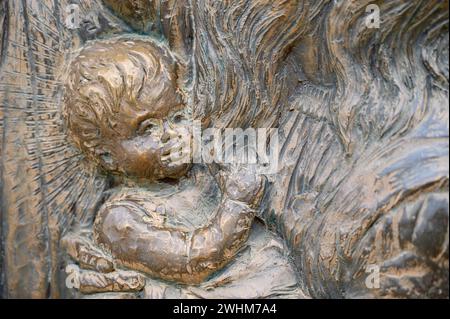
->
xmin=0 ymin=0 xmax=448 ymax=299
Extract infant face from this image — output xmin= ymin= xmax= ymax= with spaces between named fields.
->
xmin=64 ymin=38 xmax=193 ymax=181
xmin=98 ymin=96 xmax=192 ymax=180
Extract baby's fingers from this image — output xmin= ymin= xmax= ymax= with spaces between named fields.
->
xmin=161 ymin=151 xmax=190 ymax=166
xmin=62 ymin=233 xmax=114 ymax=273
xmin=66 ymin=267 xmax=146 ymax=294
xmin=80 ymin=270 xmax=145 ymax=294
xmin=161 ymin=140 xmax=186 ymax=156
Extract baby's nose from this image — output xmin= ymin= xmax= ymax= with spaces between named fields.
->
xmin=161 ymin=132 xmax=170 ymax=143
xmin=161 ymin=122 xmax=176 ymax=143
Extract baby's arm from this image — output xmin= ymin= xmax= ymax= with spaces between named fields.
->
xmin=93 ymin=167 xmax=265 ymax=284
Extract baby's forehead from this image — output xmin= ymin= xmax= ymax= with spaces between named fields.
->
xmin=127 ymin=78 xmax=184 ymax=118
xmin=72 ymin=38 xmax=185 ymax=115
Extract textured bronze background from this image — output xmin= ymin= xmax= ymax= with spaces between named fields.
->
xmin=0 ymin=0 xmax=448 ymax=299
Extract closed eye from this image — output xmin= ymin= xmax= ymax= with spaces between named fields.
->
xmin=172 ymin=112 xmax=186 ymax=124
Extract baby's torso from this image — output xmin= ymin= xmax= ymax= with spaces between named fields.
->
xmin=97 ymin=165 xmax=221 ymax=232
xmin=91 ymin=165 xmax=301 ymax=297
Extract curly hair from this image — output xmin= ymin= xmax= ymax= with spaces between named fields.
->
xmin=63 ymin=35 xmax=181 ymax=159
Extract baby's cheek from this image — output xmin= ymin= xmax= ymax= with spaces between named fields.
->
xmin=125 ymin=153 xmax=154 ymax=177
xmin=118 ymin=139 xmax=162 ymax=178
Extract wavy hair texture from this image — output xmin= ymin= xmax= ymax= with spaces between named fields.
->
xmin=278 ymin=0 xmax=448 ymax=298
xmin=192 ymin=0 xmax=448 ymax=298
xmin=62 ymin=36 xmax=181 ymax=158
xmin=191 ymin=0 xmax=308 ymax=129
xmin=324 ymin=0 xmax=449 ymax=155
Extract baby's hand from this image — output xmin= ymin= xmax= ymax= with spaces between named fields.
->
xmin=61 ymin=232 xmax=114 ymax=273
xmin=62 ymin=231 xmax=146 ymax=295
xmin=160 ymin=135 xmax=190 ymax=168
xmin=218 ymin=164 xmax=265 ymax=207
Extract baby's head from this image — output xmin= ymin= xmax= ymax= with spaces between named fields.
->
xmin=63 ymin=37 xmax=192 ymax=180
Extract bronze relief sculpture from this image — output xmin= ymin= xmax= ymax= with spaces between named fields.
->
xmin=60 ymin=36 xmax=299 ymax=297
xmin=0 ymin=0 xmax=448 ymax=299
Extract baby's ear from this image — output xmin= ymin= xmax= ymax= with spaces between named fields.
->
xmin=99 ymin=152 xmax=115 ymax=168
xmin=93 ymin=148 xmax=115 ymax=171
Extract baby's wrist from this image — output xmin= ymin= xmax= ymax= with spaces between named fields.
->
xmin=224 ymin=179 xmax=265 ymax=208
xmin=221 ymin=193 xmax=259 ymax=214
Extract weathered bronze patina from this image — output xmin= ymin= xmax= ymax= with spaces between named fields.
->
xmin=0 ymin=0 xmax=448 ymax=299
